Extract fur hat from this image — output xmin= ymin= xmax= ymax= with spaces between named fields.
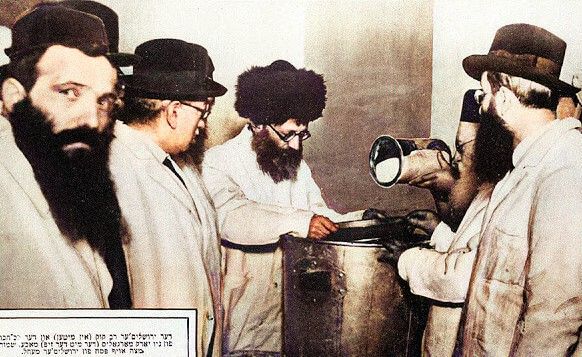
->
xmin=235 ymin=60 xmax=326 ymax=125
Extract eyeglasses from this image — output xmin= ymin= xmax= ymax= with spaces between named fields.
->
xmin=268 ymin=124 xmax=311 ymax=142
xmin=179 ymin=101 xmax=212 ymax=120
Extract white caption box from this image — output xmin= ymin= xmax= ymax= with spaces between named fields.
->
xmin=0 ymin=309 xmax=197 ymax=356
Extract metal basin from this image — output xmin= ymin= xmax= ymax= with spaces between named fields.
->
xmin=282 ymin=231 xmax=425 ymax=357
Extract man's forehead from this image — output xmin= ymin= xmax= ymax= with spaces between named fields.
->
xmin=280 ymin=118 xmax=307 ymax=130
xmin=36 ymin=45 xmax=116 ymax=90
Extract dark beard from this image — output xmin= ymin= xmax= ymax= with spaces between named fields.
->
xmin=252 ymin=128 xmax=302 ymax=183
xmin=474 ymin=105 xmax=515 ymax=185
xmin=9 ymin=98 xmax=123 ymax=256
xmin=178 ymin=127 xmax=207 ymax=169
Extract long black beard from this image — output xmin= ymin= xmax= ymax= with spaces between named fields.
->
xmin=9 ymin=98 xmax=123 ymax=256
xmin=252 ymin=128 xmax=302 ymax=183
xmin=474 ymin=106 xmax=515 ymax=185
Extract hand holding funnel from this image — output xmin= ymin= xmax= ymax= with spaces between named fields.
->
xmin=369 ymin=135 xmax=451 ymax=188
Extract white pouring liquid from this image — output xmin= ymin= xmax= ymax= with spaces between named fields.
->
xmin=375 ymin=158 xmax=400 ymax=183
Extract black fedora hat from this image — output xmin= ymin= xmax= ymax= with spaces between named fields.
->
xmin=59 ymin=0 xmax=137 ymax=67
xmin=5 ymin=5 xmax=109 ymax=61
xmin=463 ymin=23 xmax=578 ymax=95
xmin=124 ymin=38 xmax=227 ymax=100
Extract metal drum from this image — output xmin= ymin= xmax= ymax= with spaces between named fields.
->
xmin=282 ymin=224 xmax=425 ymax=357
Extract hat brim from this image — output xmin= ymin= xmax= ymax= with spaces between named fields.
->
xmin=123 ymin=73 xmax=227 ymax=100
xmin=108 ymin=52 xmax=139 ymax=67
xmin=0 ymin=53 xmax=138 ymax=85
xmin=463 ymin=54 xmax=579 ymax=95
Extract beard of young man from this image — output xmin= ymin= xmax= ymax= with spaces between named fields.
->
xmin=251 ymin=127 xmax=302 ymax=183
xmin=474 ymin=100 xmax=515 ymax=185
xmin=9 ymin=98 xmax=124 ymax=257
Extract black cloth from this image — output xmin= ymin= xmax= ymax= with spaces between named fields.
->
xmin=104 ymin=238 xmax=132 ymax=309
xmin=163 ymin=157 xmax=186 ymax=187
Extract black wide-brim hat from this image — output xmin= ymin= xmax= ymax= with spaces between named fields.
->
xmin=463 ymin=23 xmax=578 ymax=95
xmin=58 ymin=0 xmax=137 ymax=67
xmin=124 ymin=38 xmax=227 ymax=100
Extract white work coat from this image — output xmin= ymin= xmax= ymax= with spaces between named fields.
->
xmin=461 ymin=118 xmax=582 ymax=356
xmin=0 ymin=116 xmax=112 ymax=307
xmin=201 ymin=128 xmax=361 ymax=354
xmin=110 ymin=122 xmax=222 ymax=357
xmin=398 ymin=188 xmax=490 ymax=357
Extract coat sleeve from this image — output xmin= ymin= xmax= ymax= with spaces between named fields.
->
xmin=514 ymin=166 xmax=582 ymax=355
xmin=397 ymin=231 xmax=478 ymax=303
xmin=304 ymin=165 xmax=364 ymax=222
xmin=201 ymin=163 xmax=314 ymax=245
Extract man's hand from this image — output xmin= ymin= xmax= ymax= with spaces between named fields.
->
xmin=408 ymin=169 xmax=455 ymax=193
xmin=308 ymin=214 xmax=339 ymax=240
xmin=362 ymin=208 xmax=389 ymax=220
xmin=408 ymin=151 xmax=455 ymax=200
xmin=405 ymin=209 xmax=441 ymax=237
xmin=380 ymin=237 xmax=431 ymax=267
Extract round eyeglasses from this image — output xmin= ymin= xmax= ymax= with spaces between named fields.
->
xmin=180 ymin=101 xmax=212 ymax=120
xmin=268 ymin=124 xmax=311 ymax=142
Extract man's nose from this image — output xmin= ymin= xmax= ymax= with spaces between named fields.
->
xmin=75 ymin=95 xmax=102 ymax=130
xmin=288 ymin=136 xmax=301 ymax=150
xmin=198 ymin=118 xmax=206 ymax=130
xmin=453 ymin=150 xmax=462 ymax=164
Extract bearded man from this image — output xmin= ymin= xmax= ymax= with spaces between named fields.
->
xmin=389 ymin=89 xmax=502 ymax=356
xmin=456 ymin=23 xmax=582 ymax=356
xmin=0 ymin=6 xmax=130 ymax=308
xmin=201 ymin=60 xmax=362 ymax=356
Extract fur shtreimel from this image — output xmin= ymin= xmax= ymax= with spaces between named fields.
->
xmin=235 ymin=61 xmax=327 ymax=125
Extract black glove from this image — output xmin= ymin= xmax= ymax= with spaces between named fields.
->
xmin=379 ymin=236 xmax=432 ymax=267
xmin=362 ymin=208 xmax=389 ymax=220
xmin=405 ymin=209 xmax=441 ymax=237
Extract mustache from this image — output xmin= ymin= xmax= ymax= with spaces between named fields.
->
xmin=54 ymin=127 xmax=104 ymax=148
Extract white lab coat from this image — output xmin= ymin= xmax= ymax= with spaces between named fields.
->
xmin=201 ymin=127 xmax=361 ymax=354
xmin=398 ymin=188 xmax=490 ymax=356
xmin=110 ymin=122 xmax=222 ymax=357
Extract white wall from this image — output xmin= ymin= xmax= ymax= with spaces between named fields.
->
xmin=432 ymin=0 xmax=582 ymax=146
xmin=0 ymin=26 xmax=10 ymax=66
xmin=101 ymin=0 xmax=307 ymax=143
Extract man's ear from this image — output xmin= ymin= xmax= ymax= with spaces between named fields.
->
xmin=2 ymin=78 xmax=26 ymax=113
xmin=165 ymin=100 xmax=179 ymax=129
xmin=496 ymin=86 xmax=519 ymax=117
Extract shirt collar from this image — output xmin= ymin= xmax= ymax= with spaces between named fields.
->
xmin=121 ymin=122 xmax=169 ymax=164
xmin=512 ymin=117 xmax=581 ymax=167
